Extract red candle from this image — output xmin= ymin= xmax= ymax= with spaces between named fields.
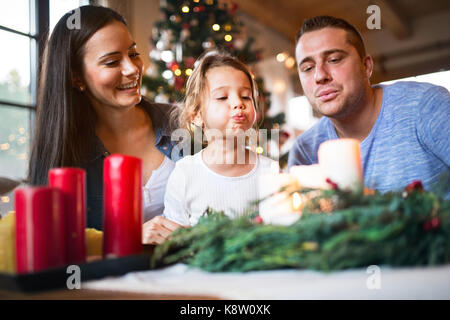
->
xmin=15 ymin=187 xmax=66 ymax=274
xmin=49 ymin=168 xmax=86 ymax=264
xmin=103 ymin=154 xmax=142 ymax=258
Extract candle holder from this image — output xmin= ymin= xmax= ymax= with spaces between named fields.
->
xmin=103 ymin=154 xmax=143 ymax=258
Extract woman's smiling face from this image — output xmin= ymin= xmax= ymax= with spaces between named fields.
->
xmin=80 ymin=20 xmax=143 ymax=111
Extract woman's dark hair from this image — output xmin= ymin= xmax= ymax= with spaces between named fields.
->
xmin=296 ymin=15 xmax=366 ymax=59
xmin=28 ymin=5 xmax=127 ymax=185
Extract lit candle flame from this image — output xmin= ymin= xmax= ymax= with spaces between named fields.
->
xmin=292 ymin=192 xmax=303 ymax=211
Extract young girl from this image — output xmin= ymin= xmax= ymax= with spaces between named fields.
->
xmin=163 ymin=51 xmax=276 ymax=226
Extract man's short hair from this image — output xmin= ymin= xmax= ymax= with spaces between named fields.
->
xmin=296 ymin=15 xmax=366 ymax=59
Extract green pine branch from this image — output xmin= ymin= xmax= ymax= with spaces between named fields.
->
xmin=151 ymin=187 xmax=450 ymax=272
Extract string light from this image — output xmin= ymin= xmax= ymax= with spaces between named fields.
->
xmin=285 ymin=57 xmax=296 ymax=69
xmin=276 ymin=52 xmax=287 ymax=62
xmin=224 ymin=34 xmax=232 ymax=42
xmin=174 ymin=69 xmax=182 ymax=76
xmin=256 ymin=146 xmax=264 ymax=154
xmin=224 ymin=24 xmax=231 ymax=31
xmin=161 ymin=50 xmax=174 ymax=63
xmin=212 ymin=24 xmax=220 ymax=31
xmin=185 ymin=68 xmax=193 ymax=76
xmin=193 ymin=0 xmax=200 ymax=2
xmin=181 ymin=5 xmax=189 ymax=13
xmin=162 ymin=70 xmax=173 ymax=80
xmin=206 ymin=0 xmax=213 ymax=5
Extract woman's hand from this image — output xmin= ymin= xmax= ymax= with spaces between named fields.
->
xmin=142 ymin=216 xmax=185 ymax=245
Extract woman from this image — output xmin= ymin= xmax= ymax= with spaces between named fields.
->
xmin=28 ymin=5 xmax=183 ymax=244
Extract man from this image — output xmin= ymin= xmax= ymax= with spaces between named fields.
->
xmin=288 ymin=16 xmax=449 ymax=197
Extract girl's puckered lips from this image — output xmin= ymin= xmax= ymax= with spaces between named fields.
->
xmin=232 ymin=113 xmax=247 ymax=122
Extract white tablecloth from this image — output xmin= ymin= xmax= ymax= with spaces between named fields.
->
xmin=82 ymin=263 xmax=450 ymax=299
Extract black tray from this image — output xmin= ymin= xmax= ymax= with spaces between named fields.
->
xmin=0 ymin=246 xmax=155 ymax=293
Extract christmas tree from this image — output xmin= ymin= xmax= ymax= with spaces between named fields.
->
xmin=142 ymin=0 xmax=285 ymax=153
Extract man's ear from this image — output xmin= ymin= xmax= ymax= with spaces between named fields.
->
xmin=363 ymin=55 xmax=374 ymax=79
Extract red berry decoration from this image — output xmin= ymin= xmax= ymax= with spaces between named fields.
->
xmin=325 ymin=178 xmax=338 ymax=190
xmin=405 ymin=180 xmax=423 ymax=192
xmin=252 ymin=215 xmax=263 ymax=224
xmin=431 ymin=217 xmax=441 ymax=228
xmin=424 ymin=217 xmax=441 ymax=231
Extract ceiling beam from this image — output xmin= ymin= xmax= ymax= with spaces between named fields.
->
xmin=233 ymin=0 xmax=296 ymax=41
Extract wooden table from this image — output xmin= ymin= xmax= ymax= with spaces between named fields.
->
xmin=0 ymin=245 xmax=218 ymax=300
xmin=0 ymin=288 xmax=219 ymax=300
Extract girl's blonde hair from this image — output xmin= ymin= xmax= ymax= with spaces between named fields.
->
xmin=180 ymin=49 xmax=260 ymax=133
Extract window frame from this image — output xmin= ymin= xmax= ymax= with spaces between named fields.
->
xmin=0 ymin=0 xmax=48 ymax=112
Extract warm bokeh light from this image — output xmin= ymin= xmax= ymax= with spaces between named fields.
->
xmin=162 ymin=70 xmax=173 ymax=80
xmin=273 ymin=81 xmax=286 ymax=93
xmin=276 ymin=52 xmax=287 ymax=62
xmin=285 ymin=57 xmax=296 ymax=69
xmin=1 ymin=196 xmax=10 ymax=203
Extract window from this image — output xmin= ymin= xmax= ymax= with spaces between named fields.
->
xmin=381 ymin=70 xmax=450 ymax=91
xmin=50 ymin=0 xmax=89 ymax=33
xmin=0 ymin=0 xmax=43 ymax=215
xmin=0 ymin=0 xmax=87 ymax=215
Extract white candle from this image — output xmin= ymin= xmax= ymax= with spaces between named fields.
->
xmin=290 ymin=164 xmax=327 ymax=189
xmin=318 ymin=139 xmax=363 ymax=192
xmin=258 ymin=164 xmax=300 ymax=226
